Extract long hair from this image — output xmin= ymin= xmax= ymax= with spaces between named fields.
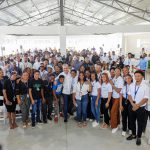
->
xmin=78 ymin=72 xmax=86 ymax=82
xmin=90 ymin=71 xmax=98 ymax=82
xmin=124 ymin=74 xmax=133 ymax=85
xmin=101 ymin=73 xmax=109 ymax=84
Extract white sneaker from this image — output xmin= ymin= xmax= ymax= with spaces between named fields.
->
xmin=92 ymin=122 xmax=99 ymax=128
xmin=112 ymin=127 xmax=118 ymax=133
xmin=92 ymin=121 xmax=96 ymax=125
xmin=122 ymin=131 xmax=126 ymax=136
xmin=148 ymin=138 xmax=150 ymax=145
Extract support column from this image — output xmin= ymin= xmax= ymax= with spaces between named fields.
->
xmin=60 ymin=26 xmax=66 ymax=57
xmin=122 ymin=33 xmax=126 ymax=55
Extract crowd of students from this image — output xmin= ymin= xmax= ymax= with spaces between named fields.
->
xmin=0 ymin=48 xmax=150 ymax=146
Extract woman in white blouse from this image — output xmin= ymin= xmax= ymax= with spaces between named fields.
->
xmin=90 ymin=72 xmax=101 ymax=128
xmin=120 ymin=74 xmax=133 ymax=136
xmin=73 ymin=72 xmax=92 ymax=127
xmin=100 ymin=73 xmax=112 ymax=129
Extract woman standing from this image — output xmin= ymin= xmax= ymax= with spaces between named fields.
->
xmin=90 ymin=72 xmax=101 ymax=127
xmin=3 ymin=71 xmax=18 ymax=129
xmin=100 ymin=73 xmax=112 ymax=129
xmin=120 ymin=74 xmax=133 ymax=136
xmin=73 ymin=72 xmax=91 ymax=127
xmin=16 ymin=71 xmax=30 ymax=128
xmin=110 ymin=67 xmax=124 ymax=133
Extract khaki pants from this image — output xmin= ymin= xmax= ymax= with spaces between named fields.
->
xmin=110 ymin=98 xmax=120 ymax=129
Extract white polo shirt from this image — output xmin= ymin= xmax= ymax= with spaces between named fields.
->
xmin=128 ymin=81 xmax=149 ymax=107
xmin=120 ymin=84 xmax=131 ymax=99
xmin=75 ymin=82 xmax=89 ymax=100
xmin=91 ymin=81 xmax=101 ymax=96
xmin=101 ymin=82 xmax=112 ymax=98
xmin=112 ymin=76 xmax=124 ymax=98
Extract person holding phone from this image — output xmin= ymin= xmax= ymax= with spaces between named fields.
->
xmin=3 ymin=71 xmax=18 ymax=129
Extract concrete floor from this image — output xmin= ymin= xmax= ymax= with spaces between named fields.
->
xmin=0 ymin=117 xmax=150 ymax=150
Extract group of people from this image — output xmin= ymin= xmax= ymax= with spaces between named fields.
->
xmin=0 ymin=48 xmax=150 ymax=146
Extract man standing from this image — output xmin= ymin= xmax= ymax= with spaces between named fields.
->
xmin=29 ymin=70 xmax=45 ymax=128
xmin=127 ymin=70 xmax=149 ymax=146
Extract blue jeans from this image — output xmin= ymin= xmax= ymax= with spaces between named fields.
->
xmin=63 ymin=94 xmax=70 ymax=120
xmin=76 ymin=94 xmax=88 ymax=122
xmin=91 ymin=96 xmax=101 ymax=123
xmin=31 ymin=99 xmax=42 ymax=124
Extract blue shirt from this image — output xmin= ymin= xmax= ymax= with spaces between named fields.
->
xmin=53 ymin=80 xmax=63 ymax=95
xmin=138 ymin=58 xmax=147 ymax=70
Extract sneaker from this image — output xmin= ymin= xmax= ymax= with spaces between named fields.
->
xmin=32 ymin=124 xmax=35 ymax=128
xmin=136 ymin=138 xmax=141 ymax=146
xmin=48 ymin=116 xmax=52 ymax=121
xmin=92 ymin=122 xmax=99 ymax=128
xmin=89 ymin=119 xmax=93 ymax=122
xmin=64 ymin=119 xmax=68 ymax=123
xmin=37 ymin=120 xmax=43 ymax=124
xmin=148 ymin=138 xmax=150 ymax=145
xmin=43 ymin=120 xmax=47 ymax=124
xmin=126 ymin=135 xmax=136 ymax=140
xmin=92 ymin=121 xmax=97 ymax=126
xmin=112 ymin=127 xmax=118 ymax=133
xmin=122 ymin=131 xmax=126 ymax=136
xmin=54 ymin=116 xmax=58 ymax=123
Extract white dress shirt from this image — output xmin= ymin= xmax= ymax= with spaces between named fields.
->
xmin=128 ymin=81 xmax=149 ymax=107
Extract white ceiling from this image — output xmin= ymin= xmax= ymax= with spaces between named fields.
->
xmin=0 ymin=0 xmax=150 ymax=26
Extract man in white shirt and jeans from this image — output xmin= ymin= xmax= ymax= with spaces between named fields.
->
xmin=57 ymin=64 xmax=72 ymax=122
xmin=127 ymin=70 xmax=149 ymax=146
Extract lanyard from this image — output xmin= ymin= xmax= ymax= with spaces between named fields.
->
xmin=125 ymin=85 xmax=128 ymax=100
xmin=80 ymin=82 xmax=84 ymax=92
xmin=10 ymin=80 xmax=15 ymax=91
xmin=134 ymin=85 xmax=140 ymax=100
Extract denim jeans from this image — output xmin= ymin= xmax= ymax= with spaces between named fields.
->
xmin=63 ymin=94 xmax=70 ymax=120
xmin=91 ymin=96 xmax=101 ymax=123
xmin=31 ymin=99 xmax=42 ymax=124
xmin=76 ymin=94 xmax=88 ymax=122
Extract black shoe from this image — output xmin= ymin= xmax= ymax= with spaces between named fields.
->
xmin=32 ymin=123 xmax=35 ymax=128
xmin=64 ymin=119 xmax=68 ymax=123
xmin=37 ymin=120 xmax=43 ymax=124
xmin=136 ymin=138 xmax=141 ymax=146
xmin=48 ymin=116 xmax=52 ymax=121
xmin=127 ymin=135 xmax=136 ymax=140
xmin=43 ymin=120 xmax=47 ymax=124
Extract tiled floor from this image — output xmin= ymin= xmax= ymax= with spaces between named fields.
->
xmin=0 ymin=117 xmax=150 ymax=150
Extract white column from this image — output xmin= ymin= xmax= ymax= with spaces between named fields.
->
xmin=60 ymin=26 xmax=66 ymax=57
xmin=122 ymin=33 xmax=126 ymax=55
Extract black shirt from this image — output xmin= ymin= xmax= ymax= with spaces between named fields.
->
xmin=16 ymin=80 xmax=29 ymax=95
xmin=0 ymin=76 xmax=8 ymax=96
xmin=29 ymin=78 xmax=43 ymax=99
xmin=3 ymin=79 xmax=16 ymax=102
xmin=43 ymin=80 xmax=53 ymax=97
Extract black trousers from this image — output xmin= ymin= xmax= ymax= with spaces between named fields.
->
xmin=142 ymin=110 xmax=150 ymax=133
xmin=101 ymin=98 xmax=110 ymax=125
xmin=121 ymin=98 xmax=131 ymax=132
xmin=42 ymin=95 xmax=53 ymax=121
xmin=129 ymin=106 xmax=146 ymax=138
xmin=87 ymin=94 xmax=94 ymax=119
xmin=68 ymin=94 xmax=74 ymax=115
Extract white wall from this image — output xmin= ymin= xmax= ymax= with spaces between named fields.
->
xmin=124 ymin=32 xmax=150 ymax=57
